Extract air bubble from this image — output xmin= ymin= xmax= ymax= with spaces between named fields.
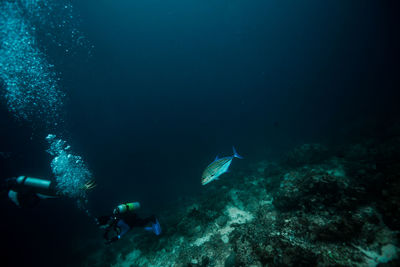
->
xmin=46 ymin=134 xmax=92 ymax=201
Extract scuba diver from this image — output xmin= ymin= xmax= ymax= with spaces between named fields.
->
xmin=0 ymin=175 xmax=96 ymax=208
xmin=97 ymin=202 xmax=161 ymax=244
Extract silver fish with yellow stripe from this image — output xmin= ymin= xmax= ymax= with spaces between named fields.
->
xmin=201 ymin=147 xmax=243 ymax=185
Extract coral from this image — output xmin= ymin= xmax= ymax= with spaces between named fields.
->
xmin=273 ymin=164 xmax=354 ymax=212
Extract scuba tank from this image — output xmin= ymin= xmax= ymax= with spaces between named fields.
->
xmin=16 ymin=176 xmax=51 ymax=189
xmin=15 ymin=176 xmax=56 ymax=195
xmin=114 ymin=202 xmax=141 ymax=214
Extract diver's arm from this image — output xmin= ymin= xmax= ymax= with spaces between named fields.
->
xmin=103 ymin=217 xmax=120 ymax=244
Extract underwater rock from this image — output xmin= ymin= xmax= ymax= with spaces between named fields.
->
xmin=281 ymin=143 xmax=330 ymax=168
xmin=312 ymin=214 xmax=363 ymax=242
xmin=216 ymin=215 xmax=229 ymax=227
xmin=377 ymin=170 xmax=400 ymax=231
xmin=280 ymin=246 xmax=318 ymax=266
xmin=224 ymin=252 xmax=236 ymax=267
xmin=345 ymin=143 xmax=372 ymax=161
xmin=343 ymin=137 xmax=400 ymax=231
xmin=263 ymin=161 xmax=283 ymax=177
xmin=273 ymin=168 xmax=351 ymax=212
xmin=262 ymin=162 xmax=283 ymax=193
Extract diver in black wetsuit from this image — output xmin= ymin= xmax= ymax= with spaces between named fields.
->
xmin=0 ymin=176 xmax=58 ymax=208
xmin=97 ymin=202 xmax=161 ymax=244
xmin=0 ymin=176 xmax=96 ymax=208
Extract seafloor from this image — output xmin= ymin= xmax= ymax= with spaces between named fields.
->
xmin=83 ymin=125 xmax=400 ymax=267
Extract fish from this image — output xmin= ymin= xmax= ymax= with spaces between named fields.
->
xmin=201 ymin=147 xmax=243 ymax=186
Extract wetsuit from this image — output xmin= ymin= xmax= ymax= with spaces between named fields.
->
xmin=99 ymin=212 xmax=157 ymax=244
xmin=1 ymin=177 xmax=57 ymax=208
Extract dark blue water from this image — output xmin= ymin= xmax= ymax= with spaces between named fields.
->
xmin=0 ymin=0 xmax=399 ymax=266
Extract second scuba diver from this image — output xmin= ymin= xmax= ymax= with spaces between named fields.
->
xmin=1 ymin=176 xmax=57 ymax=208
xmin=0 ymin=175 xmax=96 ymax=208
xmin=97 ymin=202 xmax=161 ymax=244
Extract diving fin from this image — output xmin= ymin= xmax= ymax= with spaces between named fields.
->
xmin=144 ymin=219 xmax=161 ymax=236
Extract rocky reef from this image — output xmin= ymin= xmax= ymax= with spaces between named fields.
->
xmin=84 ymin=129 xmax=400 ymax=266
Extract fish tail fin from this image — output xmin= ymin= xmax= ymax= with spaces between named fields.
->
xmin=232 ymin=146 xmax=243 ymax=159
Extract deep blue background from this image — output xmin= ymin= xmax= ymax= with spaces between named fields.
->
xmin=1 ymin=0 xmax=399 ymax=266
